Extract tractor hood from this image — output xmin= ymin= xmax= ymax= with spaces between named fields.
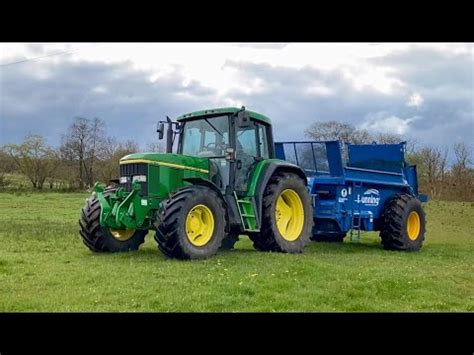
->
xmin=120 ymin=153 xmax=210 ymax=174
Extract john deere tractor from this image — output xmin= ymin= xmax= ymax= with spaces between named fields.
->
xmin=79 ymin=107 xmax=313 ymax=259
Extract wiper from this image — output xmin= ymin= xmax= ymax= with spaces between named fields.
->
xmin=204 ymin=118 xmax=224 ymax=138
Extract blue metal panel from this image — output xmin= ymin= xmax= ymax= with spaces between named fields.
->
xmin=405 ymin=165 xmax=418 ymax=194
xmin=348 ymin=143 xmax=405 ymax=173
xmin=274 ymin=142 xmax=285 ymax=160
xmin=326 ymin=141 xmax=344 ymax=176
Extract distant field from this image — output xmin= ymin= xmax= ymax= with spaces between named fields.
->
xmin=0 ymin=192 xmax=472 ymax=312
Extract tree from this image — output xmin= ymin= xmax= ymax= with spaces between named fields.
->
xmin=145 ymin=142 xmax=165 ymax=152
xmin=4 ymin=135 xmax=58 ymax=189
xmin=452 ymin=142 xmax=472 ymax=173
xmin=60 ymin=117 xmax=108 ymax=188
xmin=374 ymin=133 xmax=402 ymax=144
xmin=450 ymin=142 xmax=473 ymax=201
xmin=97 ymin=139 xmax=140 ymax=183
xmin=409 ymin=146 xmax=448 ymax=199
xmin=305 ymin=121 xmax=372 ymax=144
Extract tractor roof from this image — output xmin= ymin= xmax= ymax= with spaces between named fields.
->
xmin=176 ymin=107 xmax=272 ymax=125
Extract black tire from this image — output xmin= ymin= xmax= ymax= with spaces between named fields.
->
xmin=311 ymin=233 xmax=346 ymax=243
xmin=154 ymin=185 xmax=226 ymax=260
xmin=379 ymin=193 xmax=426 ymax=251
xmin=79 ymin=186 xmax=147 ymax=252
xmin=249 ymin=172 xmax=312 ymax=253
xmin=220 ymin=233 xmax=240 ymax=250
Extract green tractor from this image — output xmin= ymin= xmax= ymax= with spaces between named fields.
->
xmin=79 ymin=107 xmax=313 ymax=259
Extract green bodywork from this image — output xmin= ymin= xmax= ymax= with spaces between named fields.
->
xmin=95 ymin=152 xmax=210 ymax=230
xmin=93 ymin=108 xmax=302 ymax=233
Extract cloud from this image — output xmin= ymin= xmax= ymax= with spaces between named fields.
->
xmin=406 ymin=93 xmax=424 ymax=107
xmin=360 ymin=112 xmax=417 ymax=135
xmin=0 ymin=59 xmax=219 ymax=146
xmin=1 ymin=44 xmax=472 ymax=163
xmin=231 ymin=43 xmax=289 ymax=50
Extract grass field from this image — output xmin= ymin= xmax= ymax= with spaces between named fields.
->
xmin=0 ymin=192 xmax=473 ymax=312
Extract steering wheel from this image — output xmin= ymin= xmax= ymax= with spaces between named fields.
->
xmin=205 ymin=142 xmax=227 ymax=153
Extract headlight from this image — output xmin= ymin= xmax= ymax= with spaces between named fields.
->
xmin=119 ymin=176 xmax=129 ymax=184
xmin=132 ymin=175 xmax=147 ymax=183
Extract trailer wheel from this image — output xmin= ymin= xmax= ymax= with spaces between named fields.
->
xmin=154 ymin=186 xmax=226 ymax=260
xmin=379 ymin=193 xmax=426 ymax=251
xmin=249 ymin=172 xmax=312 ymax=253
xmin=220 ymin=233 xmax=240 ymax=250
xmin=79 ymin=187 xmax=147 ymax=252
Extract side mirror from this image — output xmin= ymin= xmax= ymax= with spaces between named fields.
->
xmin=237 ymin=111 xmax=250 ymax=127
xmin=157 ymin=122 xmax=164 ymax=140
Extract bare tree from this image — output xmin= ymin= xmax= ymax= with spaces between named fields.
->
xmin=4 ymin=135 xmax=58 ymax=189
xmin=374 ymin=133 xmax=403 ymax=144
xmin=60 ymin=117 xmax=107 ymax=188
xmin=145 ymin=142 xmax=165 ymax=152
xmin=449 ymin=142 xmax=473 ymax=200
xmin=411 ymin=146 xmax=448 ymax=199
xmin=0 ymin=149 xmax=16 ymax=188
xmin=453 ymin=142 xmax=472 ymax=172
xmin=97 ymin=140 xmax=140 ymax=183
xmin=305 ymin=121 xmax=372 ymax=144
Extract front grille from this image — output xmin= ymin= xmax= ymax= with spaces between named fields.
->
xmin=119 ymin=163 xmax=148 ymax=196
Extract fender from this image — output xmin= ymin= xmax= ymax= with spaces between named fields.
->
xmin=251 ymin=160 xmax=307 ymax=225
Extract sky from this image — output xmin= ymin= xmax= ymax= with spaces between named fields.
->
xmin=0 ymin=42 xmax=473 ymax=159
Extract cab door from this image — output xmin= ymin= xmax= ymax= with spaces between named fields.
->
xmin=233 ymin=120 xmax=269 ymax=193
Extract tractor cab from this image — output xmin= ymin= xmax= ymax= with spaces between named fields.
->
xmin=158 ymin=107 xmax=275 ymax=194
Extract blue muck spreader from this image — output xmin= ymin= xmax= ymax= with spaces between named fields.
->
xmin=275 ymin=140 xmax=428 ymax=251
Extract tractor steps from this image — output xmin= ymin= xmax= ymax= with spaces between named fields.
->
xmin=234 ymin=192 xmax=260 ymax=232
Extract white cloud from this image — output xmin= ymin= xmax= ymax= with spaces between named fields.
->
xmin=361 ymin=113 xmax=417 ymax=135
xmin=3 ymin=42 xmax=467 ymax=100
xmin=406 ymin=92 xmax=424 ymax=107
xmin=306 ymin=84 xmax=334 ymax=96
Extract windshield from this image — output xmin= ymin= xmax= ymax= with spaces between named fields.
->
xmin=180 ymin=115 xmax=229 ymax=157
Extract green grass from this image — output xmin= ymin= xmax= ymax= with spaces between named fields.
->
xmin=0 ymin=192 xmax=473 ymax=312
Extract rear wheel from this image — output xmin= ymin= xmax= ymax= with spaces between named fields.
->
xmin=79 ymin=187 xmax=147 ymax=252
xmin=249 ymin=172 xmax=312 ymax=253
xmin=379 ymin=193 xmax=426 ymax=251
xmin=154 ymin=186 xmax=226 ymax=260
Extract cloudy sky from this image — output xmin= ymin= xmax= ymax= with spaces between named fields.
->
xmin=0 ymin=42 xmax=473 ymax=157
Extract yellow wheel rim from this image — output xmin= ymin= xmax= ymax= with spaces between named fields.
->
xmin=185 ymin=204 xmax=215 ymax=246
xmin=275 ymin=189 xmax=305 ymax=241
xmin=407 ymin=211 xmax=421 ymax=240
xmin=109 ymin=228 xmax=136 ymax=241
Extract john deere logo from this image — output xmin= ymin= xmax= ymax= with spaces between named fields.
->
xmin=360 ymin=189 xmax=380 ymax=206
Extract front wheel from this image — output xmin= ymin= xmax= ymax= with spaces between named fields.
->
xmin=154 ymin=186 xmax=227 ymax=260
xmin=79 ymin=187 xmax=147 ymax=252
xmin=249 ymin=172 xmax=313 ymax=253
